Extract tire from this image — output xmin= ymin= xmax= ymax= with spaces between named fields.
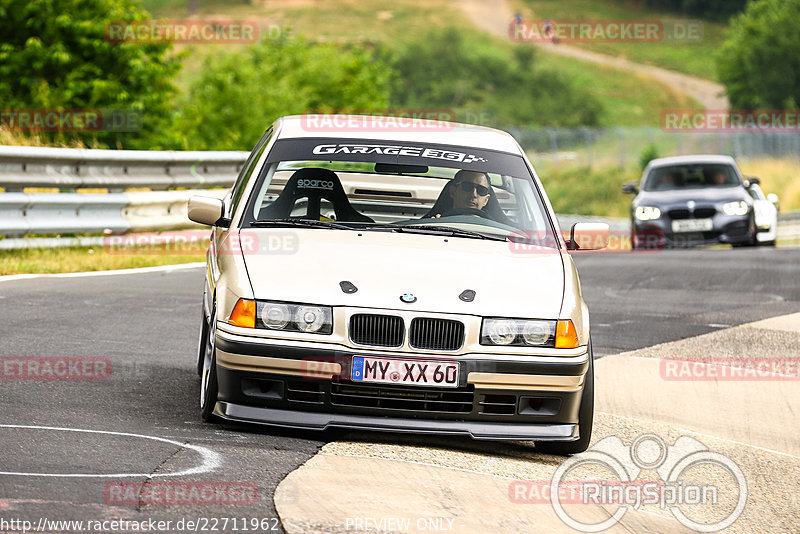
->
xmin=199 ymin=309 xmax=219 ymax=422
xmin=534 ymin=340 xmax=594 ymax=456
xmin=196 ymin=306 xmax=209 ymax=376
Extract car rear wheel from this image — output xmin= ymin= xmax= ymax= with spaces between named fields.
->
xmin=200 ymin=308 xmax=219 ymax=422
xmin=534 ymin=340 xmax=594 ymax=456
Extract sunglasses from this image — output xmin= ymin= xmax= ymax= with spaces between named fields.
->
xmin=457 ymin=181 xmax=490 ymax=196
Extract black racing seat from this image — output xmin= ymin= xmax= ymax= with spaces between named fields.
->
xmin=258 ymin=167 xmax=373 ymax=223
xmin=422 ymin=179 xmax=513 ymax=226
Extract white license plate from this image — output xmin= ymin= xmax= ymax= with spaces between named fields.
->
xmin=351 ymin=356 xmax=459 ymax=388
xmin=671 ymin=218 xmax=713 ymax=233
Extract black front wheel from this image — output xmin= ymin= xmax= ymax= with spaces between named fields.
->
xmin=534 ymin=340 xmax=594 ymax=456
xmin=199 ymin=309 xmax=219 ymax=422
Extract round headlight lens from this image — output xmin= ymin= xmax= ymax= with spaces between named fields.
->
xmin=635 ymin=206 xmax=661 ymax=221
xmin=722 ymin=201 xmax=748 ymax=216
xmin=522 ymin=321 xmax=550 ymax=345
xmin=294 ymin=306 xmax=326 ymax=332
xmin=261 ymin=303 xmax=290 ymax=329
xmin=486 ymin=319 xmax=517 ymax=345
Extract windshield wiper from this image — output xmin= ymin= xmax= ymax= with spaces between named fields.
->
xmin=360 ymin=223 xmax=507 ymax=241
xmin=404 ymin=224 xmax=508 ymax=241
xmin=250 ymin=218 xmax=353 ymax=230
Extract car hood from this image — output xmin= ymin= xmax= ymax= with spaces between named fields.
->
xmin=239 ymin=228 xmax=565 ymax=318
xmin=635 ymin=187 xmax=750 ymax=206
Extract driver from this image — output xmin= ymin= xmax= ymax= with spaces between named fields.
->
xmin=434 ymin=170 xmax=491 ymax=217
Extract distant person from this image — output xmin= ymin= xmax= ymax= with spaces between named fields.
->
xmin=706 ymin=169 xmax=729 ymax=186
xmin=543 ymin=19 xmax=557 ymax=43
xmin=654 ymin=171 xmax=678 ymax=190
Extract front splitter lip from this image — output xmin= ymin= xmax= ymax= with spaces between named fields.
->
xmin=214 ymin=401 xmax=579 ymax=442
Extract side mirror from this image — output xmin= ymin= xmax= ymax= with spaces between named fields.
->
xmin=767 ymin=193 xmax=779 ymax=208
xmin=621 ymin=181 xmax=639 ymax=194
xmin=567 ymin=223 xmax=610 ymax=251
xmin=188 ymin=196 xmax=228 ymax=227
xmin=747 ymin=176 xmax=760 ymax=185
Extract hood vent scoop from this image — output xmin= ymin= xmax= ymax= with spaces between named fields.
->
xmin=459 ymin=289 xmax=476 ymax=302
xmin=340 ymin=281 xmax=358 ymax=294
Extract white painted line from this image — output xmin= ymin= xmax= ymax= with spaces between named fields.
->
xmin=596 ymin=411 xmax=800 ymax=460
xmin=0 ymin=424 xmax=221 ymax=477
xmin=0 ymin=262 xmax=204 ymax=283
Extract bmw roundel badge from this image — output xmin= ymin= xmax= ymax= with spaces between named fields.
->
xmin=400 ymin=293 xmax=417 ymax=303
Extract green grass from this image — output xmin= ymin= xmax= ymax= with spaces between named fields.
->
xmin=534 ymin=51 xmax=699 ymax=127
xmin=0 ymin=246 xmax=201 ymax=275
xmin=513 ymin=0 xmax=728 ymax=80
xmin=534 ymin=156 xmax=800 ymax=219
xmin=536 ymin=164 xmax=639 ymax=217
xmin=139 ymin=0 xmax=698 ymax=127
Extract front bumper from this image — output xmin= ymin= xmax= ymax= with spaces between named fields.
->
xmin=633 ymin=213 xmax=754 ymax=248
xmin=212 ymin=333 xmax=589 ymax=441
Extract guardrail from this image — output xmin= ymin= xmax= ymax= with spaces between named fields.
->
xmin=0 ymin=145 xmax=246 ymax=191
xmin=0 ymin=145 xmax=798 ymax=249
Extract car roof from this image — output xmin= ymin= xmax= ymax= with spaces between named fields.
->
xmin=647 ymin=155 xmax=738 ymax=168
xmin=273 ymin=114 xmax=524 ymax=155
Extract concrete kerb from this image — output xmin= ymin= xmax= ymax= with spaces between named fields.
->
xmin=273 ymin=312 xmax=800 ymax=532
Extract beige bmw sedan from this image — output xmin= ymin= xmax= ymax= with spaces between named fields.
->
xmin=188 ymin=115 xmax=609 ymax=455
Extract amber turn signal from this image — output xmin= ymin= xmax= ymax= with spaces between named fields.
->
xmin=555 ymin=320 xmax=580 ymax=349
xmin=229 ymin=298 xmax=256 ymax=328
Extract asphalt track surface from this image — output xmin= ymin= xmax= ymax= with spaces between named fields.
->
xmin=1 ymin=246 xmax=798 ymax=532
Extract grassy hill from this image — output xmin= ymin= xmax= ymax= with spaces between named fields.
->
xmin=139 ymin=0 xmax=700 ymax=128
xmin=512 ymin=0 xmax=728 ymax=80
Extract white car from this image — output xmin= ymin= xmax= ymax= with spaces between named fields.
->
xmin=747 ymin=181 xmax=779 ymax=246
xmin=188 ymin=115 xmax=609 ymax=455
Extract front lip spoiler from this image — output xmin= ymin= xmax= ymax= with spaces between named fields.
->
xmin=214 ymin=401 xmax=579 ymax=441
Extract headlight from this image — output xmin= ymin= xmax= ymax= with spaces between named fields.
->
xmin=294 ymin=305 xmax=327 ymax=333
xmin=722 ymin=201 xmax=749 ymax=216
xmin=481 ymin=319 xmax=556 ymax=347
xmin=260 ymin=303 xmax=291 ymax=329
xmin=255 ymin=301 xmax=332 ymax=334
xmin=635 ymin=206 xmax=661 ymax=221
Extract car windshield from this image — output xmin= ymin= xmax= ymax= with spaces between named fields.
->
xmin=643 ymin=164 xmax=740 ymax=191
xmin=241 ymin=138 xmax=557 ymax=247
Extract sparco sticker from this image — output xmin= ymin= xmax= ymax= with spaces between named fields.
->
xmin=312 ymin=144 xmax=488 ymax=164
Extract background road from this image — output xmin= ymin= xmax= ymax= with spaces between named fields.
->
xmin=1 ymin=247 xmax=798 ymax=531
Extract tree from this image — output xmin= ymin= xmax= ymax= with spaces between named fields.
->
xmin=638 ymin=0 xmax=748 ymax=21
xmin=0 ymin=0 xmax=180 ymax=148
xmin=717 ymin=0 xmax=800 ymax=109
xmin=173 ymin=35 xmax=393 ymax=150
xmin=388 ymin=28 xmax=601 ymax=128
